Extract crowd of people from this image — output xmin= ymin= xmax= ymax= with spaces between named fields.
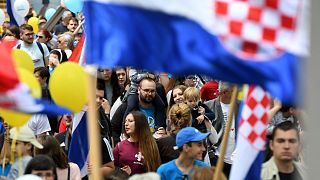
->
xmin=0 ymin=2 xmax=307 ymax=180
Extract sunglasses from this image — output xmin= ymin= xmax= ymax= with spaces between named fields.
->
xmin=58 ymin=40 xmax=65 ymax=44
xmin=36 ymin=35 xmax=44 ymax=39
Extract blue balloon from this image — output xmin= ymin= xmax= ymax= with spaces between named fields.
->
xmin=45 ymin=8 xmax=56 ymax=21
xmin=64 ymin=0 xmax=83 ymax=14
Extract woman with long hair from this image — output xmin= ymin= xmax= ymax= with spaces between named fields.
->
xmin=98 ymin=68 xmax=124 ymax=106
xmin=168 ymin=85 xmax=187 ymax=110
xmin=35 ymin=135 xmax=81 ymax=180
xmin=165 ymin=85 xmax=187 ymax=132
xmin=113 ymin=111 xmax=161 ymax=175
xmin=157 ymin=103 xmax=192 ymax=163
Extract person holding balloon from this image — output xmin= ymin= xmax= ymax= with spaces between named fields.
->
xmin=16 ymin=24 xmax=50 ymax=68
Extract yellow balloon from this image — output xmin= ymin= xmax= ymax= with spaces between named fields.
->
xmin=27 ymin=17 xmax=39 ymax=34
xmin=16 ymin=68 xmax=42 ymax=98
xmin=12 ymin=49 xmax=34 ymax=73
xmin=49 ymin=62 xmax=88 ymax=112
xmin=0 ymin=108 xmax=31 ymax=127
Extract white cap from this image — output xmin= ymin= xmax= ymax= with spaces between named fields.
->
xmin=10 ymin=126 xmax=43 ymax=149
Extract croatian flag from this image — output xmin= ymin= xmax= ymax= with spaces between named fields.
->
xmin=83 ymin=0 xmax=308 ymax=105
xmin=69 ymin=35 xmax=87 ymax=66
xmin=68 ymin=107 xmax=89 ymax=177
xmin=0 ymin=41 xmax=70 ymax=115
xmin=6 ymin=0 xmax=25 ymax=26
xmin=229 ymin=86 xmax=270 ymax=180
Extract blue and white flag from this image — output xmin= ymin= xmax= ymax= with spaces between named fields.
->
xmin=6 ymin=0 xmax=25 ymax=26
xmin=83 ymin=0 xmax=308 ymax=105
xmin=68 ymin=108 xmax=89 ymax=177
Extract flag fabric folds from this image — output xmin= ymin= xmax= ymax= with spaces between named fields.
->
xmin=6 ymin=0 xmax=25 ymax=26
xmin=0 ymin=42 xmax=70 ymax=115
xmin=68 ymin=108 xmax=89 ymax=177
xmin=69 ymin=35 xmax=86 ymax=66
xmin=83 ymin=0 xmax=308 ymax=105
xmin=229 ymin=86 xmax=270 ymax=180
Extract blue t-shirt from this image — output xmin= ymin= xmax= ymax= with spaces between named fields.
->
xmin=157 ymin=159 xmax=208 ymax=180
xmin=139 ymin=106 xmax=156 ymax=132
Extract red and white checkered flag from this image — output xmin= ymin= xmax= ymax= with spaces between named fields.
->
xmin=229 ymin=85 xmax=270 ymax=180
xmin=214 ymin=0 xmax=302 ymax=59
xmin=239 ymin=85 xmax=270 ymax=150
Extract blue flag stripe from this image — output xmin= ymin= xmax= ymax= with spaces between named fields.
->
xmin=84 ymin=2 xmax=302 ymax=105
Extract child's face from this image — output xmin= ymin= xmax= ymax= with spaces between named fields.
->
xmin=185 ymin=98 xmax=199 ymax=109
xmin=48 ymin=54 xmax=59 ymax=67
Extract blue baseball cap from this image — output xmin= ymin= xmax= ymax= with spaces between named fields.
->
xmin=174 ymin=127 xmax=210 ymax=149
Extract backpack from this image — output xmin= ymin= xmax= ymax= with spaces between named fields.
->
xmin=17 ymin=42 xmax=45 ymax=66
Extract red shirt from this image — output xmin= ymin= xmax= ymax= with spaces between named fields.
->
xmin=59 ymin=117 xmax=67 ymax=133
xmin=113 ymin=140 xmax=146 ymax=175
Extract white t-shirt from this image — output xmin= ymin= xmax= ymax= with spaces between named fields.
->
xmin=215 ymin=102 xmax=236 ymax=164
xmin=110 ymin=97 xmax=122 ymax=120
xmin=27 ymin=114 xmax=51 ymax=135
xmin=16 ymin=41 xmax=49 ymax=68
xmin=65 ymin=49 xmax=72 ymax=59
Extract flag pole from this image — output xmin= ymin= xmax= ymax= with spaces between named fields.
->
xmin=86 ymin=65 xmax=102 ymax=180
xmin=213 ymin=85 xmax=238 ymax=180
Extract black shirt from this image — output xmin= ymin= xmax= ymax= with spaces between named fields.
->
xmin=279 ymin=167 xmax=303 ymax=180
xmin=156 ymin=134 xmax=179 ymax=163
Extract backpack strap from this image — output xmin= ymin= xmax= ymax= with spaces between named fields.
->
xmin=67 ymin=164 xmax=70 ymax=180
xmin=36 ymin=42 xmax=46 ymax=66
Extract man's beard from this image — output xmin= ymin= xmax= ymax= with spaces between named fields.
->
xmin=140 ymin=95 xmax=154 ymax=104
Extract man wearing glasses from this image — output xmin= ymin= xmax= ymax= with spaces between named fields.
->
xmin=111 ymin=75 xmax=167 ymax=145
xmin=16 ymin=24 xmax=49 ymax=68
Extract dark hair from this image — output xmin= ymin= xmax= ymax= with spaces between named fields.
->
xmin=104 ymin=168 xmax=129 ymax=180
xmin=97 ymin=80 xmax=105 ymax=91
xmin=34 ymin=67 xmax=50 ymax=80
xmin=270 ymin=121 xmax=299 ymax=141
xmin=97 ymin=69 xmax=123 ymax=105
xmin=39 ymin=16 xmax=47 ymax=21
xmin=124 ymin=111 xmax=161 ymax=171
xmin=178 ymin=142 xmax=193 ymax=152
xmin=114 ymin=67 xmax=129 ymax=87
xmin=156 ymin=83 xmax=168 ymax=108
xmin=35 ymin=135 xmax=69 ymax=169
xmin=169 ymin=85 xmax=187 ymax=107
xmin=25 ymin=155 xmax=57 ymax=180
xmin=50 ymin=50 xmax=61 ymax=62
xmin=8 ymin=25 xmax=20 ymax=39
xmin=50 ymin=49 xmax=68 ymax=63
xmin=19 ymin=24 xmax=33 ymax=32
xmin=138 ymin=75 xmax=156 ymax=86
xmin=69 ymin=17 xmax=79 ymax=24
